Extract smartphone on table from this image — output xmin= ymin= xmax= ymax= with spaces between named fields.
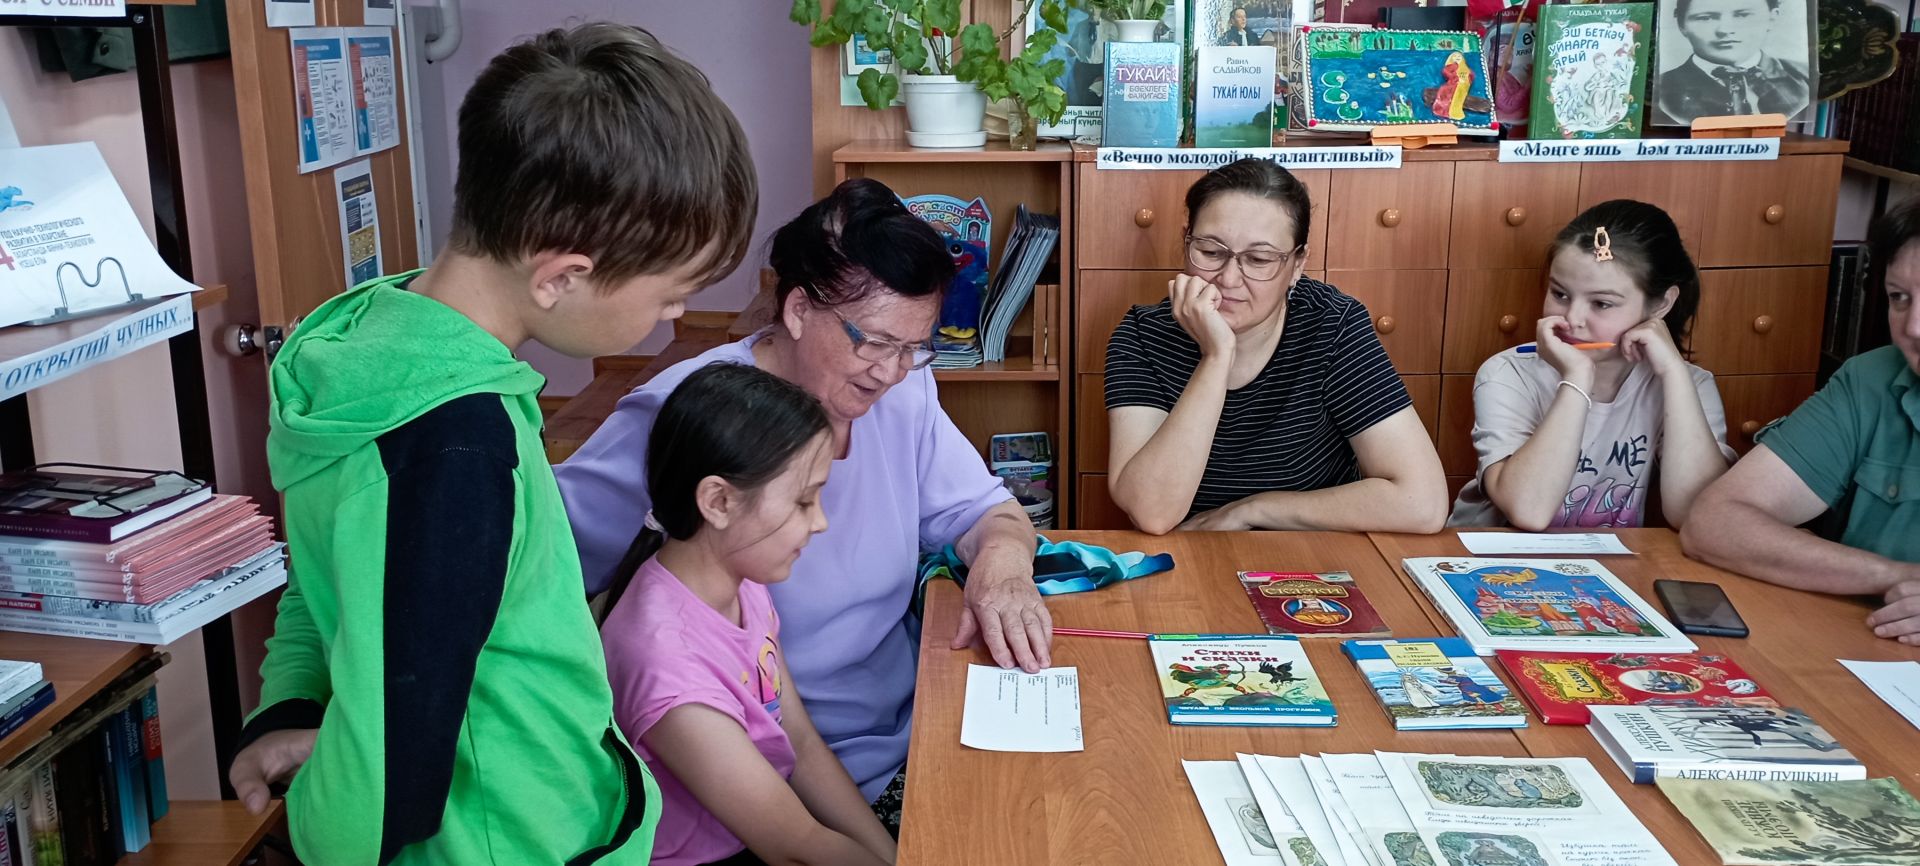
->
xmin=1653 ymin=579 xmax=1749 ymax=638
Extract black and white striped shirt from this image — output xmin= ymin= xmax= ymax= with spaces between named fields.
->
xmin=1104 ymin=277 xmax=1411 ymax=519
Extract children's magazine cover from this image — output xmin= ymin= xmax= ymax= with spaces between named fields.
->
xmin=1402 ymin=557 xmax=1695 ymax=655
xmin=1239 ymin=571 xmax=1390 ymax=638
xmin=901 ymin=194 xmax=990 ymax=369
xmin=1148 ymin=634 xmax=1336 ymax=726
xmin=1529 ymin=3 xmax=1653 ymax=139
xmin=1345 ymin=638 xmax=1528 ymax=729
xmin=1495 ymin=650 xmax=1778 ymax=724
xmin=1299 ymin=28 xmax=1499 ymax=134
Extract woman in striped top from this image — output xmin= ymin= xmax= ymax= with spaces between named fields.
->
xmin=1104 ymin=159 xmax=1448 ymax=535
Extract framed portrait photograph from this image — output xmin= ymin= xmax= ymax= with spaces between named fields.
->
xmin=1650 ymin=0 xmax=1817 ymax=125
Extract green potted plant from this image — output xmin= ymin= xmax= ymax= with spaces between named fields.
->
xmin=792 ymin=0 xmax=1072 ymax=150
xmin=1081 ymin=0 xmax=1169 ymax=41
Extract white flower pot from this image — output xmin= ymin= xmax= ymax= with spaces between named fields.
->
xmin=1114 ymin=19 xmax=1159 ymax=41
xmin=901 ymin=74 xmax=988 ymax=147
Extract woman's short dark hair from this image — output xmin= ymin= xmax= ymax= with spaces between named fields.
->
xmin=767 ymin=178 xmax=956 ymax=308
xmin=601 ymin=363 xmax=830 ymax=613
xmin=1554 ymin=200 xmax=1701 ymax=338
xmin=1867 ymin=197 xmax=1920 ymax=296
xmin=1183 ymin=158 xmax=1313 ymax=252
xmin=447 ymin=23 xmax=756 ymax=290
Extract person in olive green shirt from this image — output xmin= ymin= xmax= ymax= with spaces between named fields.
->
xmin=1683 ymin=198 xmax=1920 ymax=643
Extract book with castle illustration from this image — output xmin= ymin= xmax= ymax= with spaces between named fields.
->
xmin=1149 ymin=634 xmax=1336 ymax=727
xmin=1402 ymin=557 xmax=1696 ymax=656
xmin=1497 ymin=650 xmax=1779 ymax=724
xmin=1529 ymin=2 xmax=1654 ymax=139
xmin=1239 ymin=570 xmax=1389 ymax=638
xmin=1345 ymin=638 xmax=1528 ymax=730
xmin=1589 ymin=705 xmax=1865 ymax=784
xmin=1657 ymin=777 xmax=1920 ymax=865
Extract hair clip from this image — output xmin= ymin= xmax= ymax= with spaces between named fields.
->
xmin=1593 ymin=227 xmax=1614 ymax=262
xmin=643 ymin=510 xmax=665 ymax=532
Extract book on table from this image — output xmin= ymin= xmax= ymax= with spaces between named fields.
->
xmin=1344 ymin=638 xmax=1528 ymax=730
xmin=1656 ymin=776 xmax=1920 ymax=866
xmin=1401 ymin=557 xmax=1695 ymax=656
xmin=1588 ymin=704 xmax=1865 ymax=784
xmin=1239 ymin=570 xmax=1390 ymax=638
xmin=1496 ymin=649 xmax=1779 ymax=724
xmin=0 ymin=466 xmax=212 ymax=544
xmin=1149 ymin=634 xmax=1336 ymax=727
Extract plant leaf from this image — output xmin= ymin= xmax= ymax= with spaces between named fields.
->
xmin=894 ymin=34 xmax=929 ymax=74
xmin=789 ymin=0 xmax=822 ymax=26
xmin=925 ymin=0 xmax=963 ymax=34
xmin=857 ymin=69 xmax=900 ymax=110
xmin=1040 ymin=0 xmax=1069 ymax=34
xmin=958 ymin=22 xmax=999 ymax=57
xmin=809 ymin=20 xmax=850 ymax=47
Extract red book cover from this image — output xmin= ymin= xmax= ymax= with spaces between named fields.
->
xmin=1494 ymin=650 xmax=1779 ymax=724
xmin=1239 ymin=571 xmax=1391 ymax=638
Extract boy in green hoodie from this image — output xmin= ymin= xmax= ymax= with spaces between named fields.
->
xmin=225 ymin=23 xmax=757 ymax=866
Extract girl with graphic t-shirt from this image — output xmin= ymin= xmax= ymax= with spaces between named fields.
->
xmin=1449 ymin=200 xmax=1738 ymax=530
xmin=601 ymin=363 xmax=895 ymax=866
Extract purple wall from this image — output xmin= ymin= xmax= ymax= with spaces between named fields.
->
xmin=412 ymin=1 xmax=813 ymax=395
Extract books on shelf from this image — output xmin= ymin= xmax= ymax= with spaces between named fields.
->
xmin=1239 ymin=570 xmax=1389 ymax=638
xmin=0 ymin=682 xmax=54 ymax=741
xmin=1149 ymin=634 xmax=1336 ymax=727
xmin=1657 ymin=777 xmax=1920 ymax=866
xmin=903 ymin=194 xmax=992 ymax=371
xmin=1528 ymin=2 xmax=1654 ymax=140
xmin=1588 ymin=705 xmax=1865 ymax=784
xmin=1104 ymin=40 xmax=1183 ymax=147
xmin=0 ymin=466 xmax=212 ymax=544
xmin=979 ymin=205 xmax=1058 ymax=365
xmin=20 ymin=675 xmax=172 ymax=863
xmin=1497 ymin=650 xmax=1778 ymax=724
xmin=1195 ymin=45 xmax=1277 ymax=147
xmin=1344 ymin=638 xmax=1528 ymax=730
xmin=1194 ymin=751 xmax=1677 ymax=866
xmin=1401 ymin=557 xmax=1695 ymax=656
xmin=0 ymin=545 xmax=287 ymax=645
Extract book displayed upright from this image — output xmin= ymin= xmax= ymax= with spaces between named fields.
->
xmin=1345 ymin=638 xmax=1528 ymax=730
xmin=1588 ymin=705 xmax=1865 ymax=784
xmin=1496 ymin=650 xmax=1777 ymax=724
xmin=1194 ymin=45 xmax=1276 ymax=147
xmin=1529 ymin=2 xmax=1653 ymax=139
xmin=1149 ymin=634 xmax=1336 ymax=727
xmin=1401 ymin=557 xmax=1695 ymax=655
xmin=1239 ymin=570 xmax=1389 ymax=638
xmin=1103 ymin=40 xmax=1182 ymax=147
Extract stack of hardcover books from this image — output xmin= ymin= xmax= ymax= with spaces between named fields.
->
xmin=0 ymin=466 xmax=286 ymax=644
xmin=0 ymin=659 xmax=52 ymax=741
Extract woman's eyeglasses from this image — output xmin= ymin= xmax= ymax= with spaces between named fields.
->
xmin=831 ymin=309 xmax=938 ymax=369
xmin=1185 ymin=235 xmax=1298 ymax=281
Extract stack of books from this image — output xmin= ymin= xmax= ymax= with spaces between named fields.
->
xmin=979 ymin=206 xmax=1059 ymax=364
xmin=1185 ymin=750 xmax=1676 ymax=866
xmin=0 ymin=659 xmax=51 ymax=741
xmin=0 ymin=466 xmax=286 ymax=644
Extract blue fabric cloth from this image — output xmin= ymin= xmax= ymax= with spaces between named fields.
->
xmin=914 ymin=536 xmax=1174 ymax=614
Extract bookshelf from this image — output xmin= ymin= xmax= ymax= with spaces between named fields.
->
xmin=120 ymin=800 xmax=284 ymax=866
xmin=0 ymin=634 xmax=148 ymax=768
xmin=833 ymin=141 xmax=1076 ymax=520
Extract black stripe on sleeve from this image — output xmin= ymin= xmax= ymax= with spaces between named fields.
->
xmin=374 ymin=393 xmax=518 ymax=865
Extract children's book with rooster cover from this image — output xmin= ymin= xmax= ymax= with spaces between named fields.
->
xmin=1148 ymin=634 xmax=1336 ymax=727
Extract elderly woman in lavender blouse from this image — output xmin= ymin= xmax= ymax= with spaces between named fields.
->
xmin=555 ymin=178 xmax=1051 ymax=814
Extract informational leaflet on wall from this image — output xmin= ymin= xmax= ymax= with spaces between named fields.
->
xmin=0 ymin=0 xmax=124 ymax=18
xmin=363 ymin=0 xmax=395 ymax=27
xmin=291 ymin=28 xmax=355 ymax=173
xmin=333 ymin=160 xmax=381 ymax=289
xmin=0 ymin=143 xmax=199 ymax=329
xmin=264 ymin=0 xmax=315 ymax=28
xmin=344 ymin=27 xmax=400 ymax=156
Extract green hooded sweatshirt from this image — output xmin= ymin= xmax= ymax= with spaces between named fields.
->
xmin=243 ymin=272 xmax=658 ymax=865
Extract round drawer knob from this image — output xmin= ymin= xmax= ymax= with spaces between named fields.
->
xmin=1375 ymin=315 xmax=1396 ymax=335
xmin=1505 ymin=207 xmax=1527 ymax=227
xmin=1741 ymin=420 xmax=1762 ymax=438
xmin=1498 ymin=314 xmax=1519 ymax=334
xmin=1763 ymin=204 xmax=1786 ymax=225
xmin=1133 ymin=208 xmax=1155 ymax=228
xmin=1379 ymin=208 xmax=1403 ymax=228
xmin=1753 ymin=315 xmax=1774 ymax=334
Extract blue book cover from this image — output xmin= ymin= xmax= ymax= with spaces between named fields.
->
xmin=1148 ymin=634 xmax=1336 ymax=726
xmin=1103 ymin=40 xmax=1182 ymax=147
xmin=1344 ymin=637 xmax=1529 ymax=730
xmin=138 ymin=688 xmax=166 ymax=822
xmin=0 ymin=684 xmax=54 ymax=741
xmin=116 ymin=708 xmax=149 ymax=852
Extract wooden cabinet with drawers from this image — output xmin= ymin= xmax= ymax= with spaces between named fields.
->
xmin=1066 ymin=139 xmax=1847 ymax=529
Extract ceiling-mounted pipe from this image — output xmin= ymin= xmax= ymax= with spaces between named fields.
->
xmin=423 ymin=0 xmax=463 ymax=63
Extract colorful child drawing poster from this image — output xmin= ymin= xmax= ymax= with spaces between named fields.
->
xmin=1529 ymin=3 xmax=1653 ymax=140
xmin=1436 ymin=561 xmax=1663 ymax=639
xmin=1300 ymin=28 xmax=1499 ymax=134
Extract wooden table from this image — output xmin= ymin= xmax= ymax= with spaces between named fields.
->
xmin=899 ymin=529 xmax=1920 ymax=865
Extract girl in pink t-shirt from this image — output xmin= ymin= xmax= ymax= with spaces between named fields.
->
xmin=601 ymin=363 xmax=895 ymax=866
xmin=1449 ymin=200 xmax=1737 ymax=530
